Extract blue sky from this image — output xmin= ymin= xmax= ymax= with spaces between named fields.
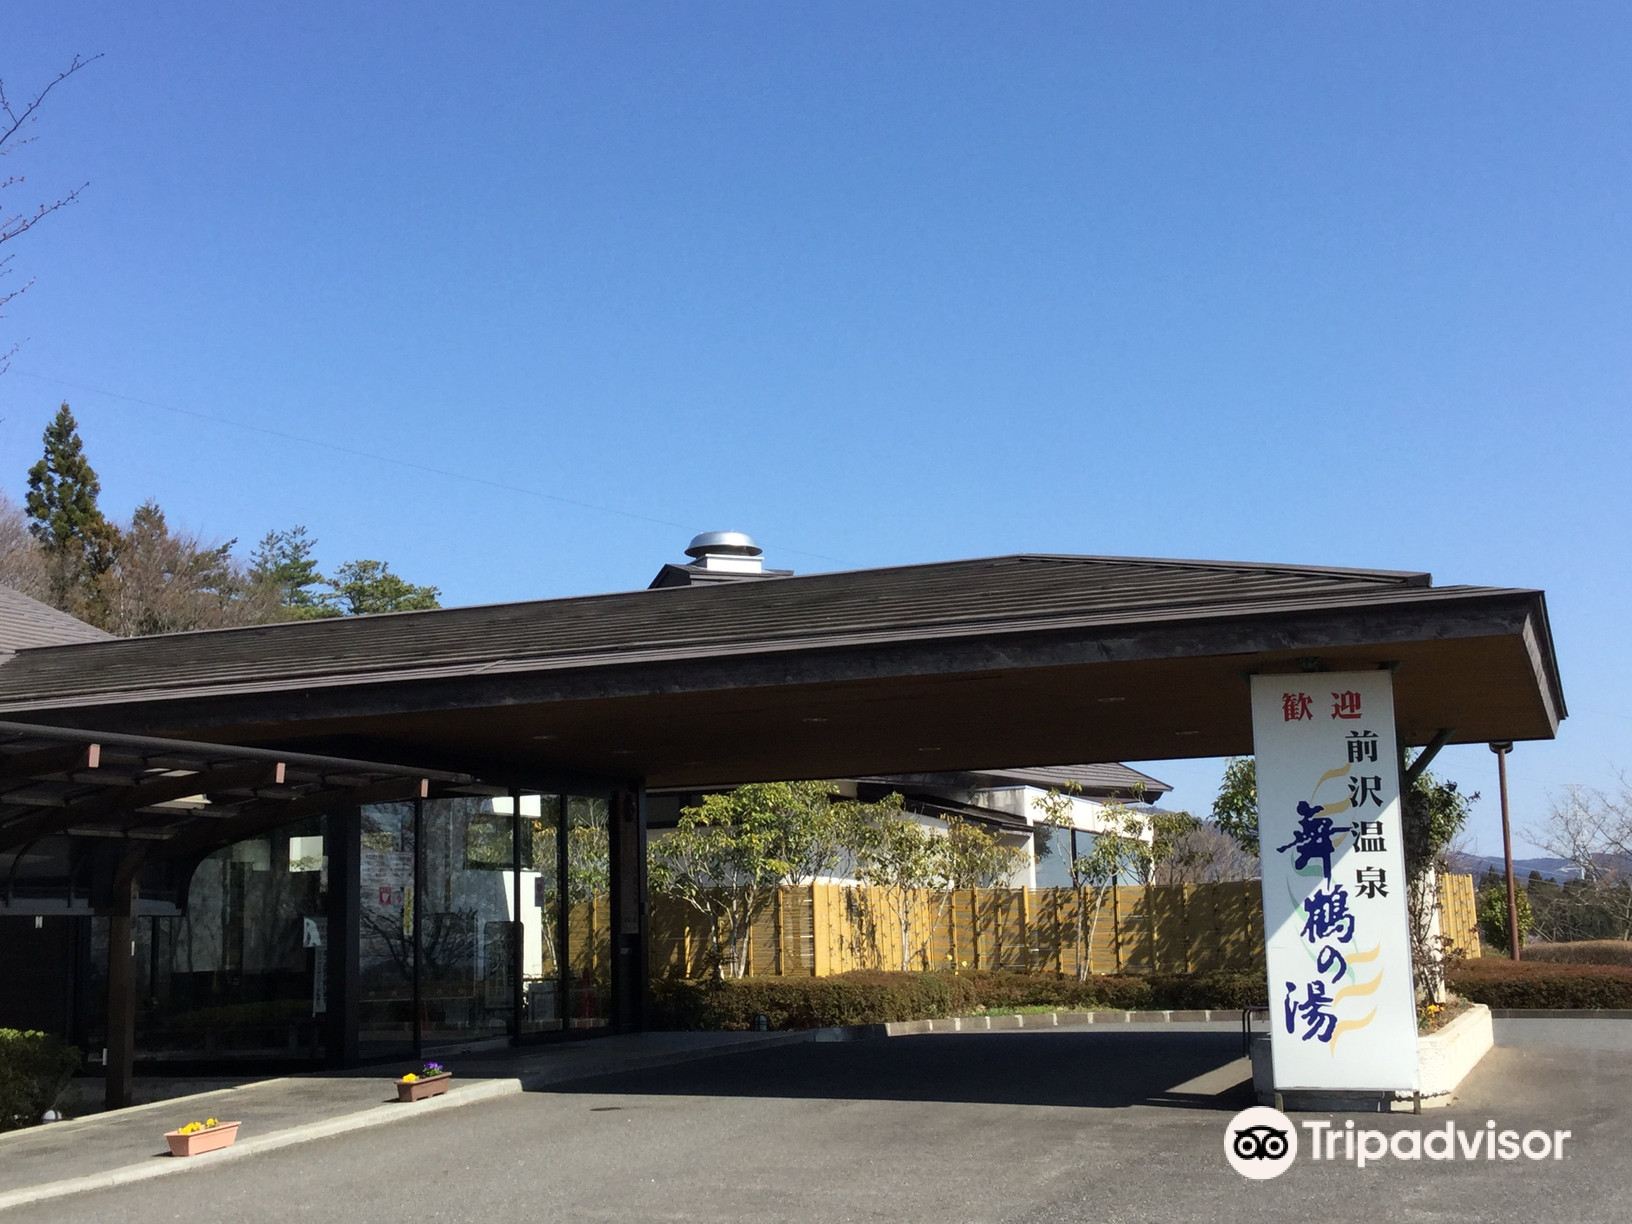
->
xmin=3 ymin=4 xmax=1628 ymax=855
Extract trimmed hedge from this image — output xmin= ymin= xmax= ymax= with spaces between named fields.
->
xmin=1521 ymin=941 xmax=1632 ymax=967
xmin=650 ymin=972 xmax=981 ymax=1031
xmin=1448 ymin=959 xmax=1632 ymax=1009
xmin=0 ymin=1029 xmax=80 ymax=1132
xmin=649 ymin=970 xmax=1268 ymax=1031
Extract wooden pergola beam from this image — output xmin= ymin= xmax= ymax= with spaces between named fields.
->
xmin=0 ymin=762 xmax=287 ymax=855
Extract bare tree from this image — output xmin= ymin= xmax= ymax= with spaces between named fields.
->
xmin=1529 ymin=779 xmax=1632 ymax=941
xmin=1033 ymin=785 xmax=1152 ymax=980
xmin=100 ymin=500 xmax=278 ymax=635
xmin=1151 ymin=820 xmax=1261 ymax=885
xmin=0 ymin=491 xmax=48 ymax=598
xmin=1 ymin=54 xmax=101 ymax=373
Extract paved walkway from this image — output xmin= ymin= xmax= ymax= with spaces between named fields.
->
xmin=0 ymin=1031 xmax=807 ymax=1212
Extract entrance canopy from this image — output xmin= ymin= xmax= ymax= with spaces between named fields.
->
xmin=0 ymin=555 xmax=1564 ymax=787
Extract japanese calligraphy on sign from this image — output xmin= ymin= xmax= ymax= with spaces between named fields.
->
xmin=1251 ymin=671 xmax=1419 ymax=1092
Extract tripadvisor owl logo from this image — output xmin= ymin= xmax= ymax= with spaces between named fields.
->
xmin=1225 ymin=1106 xmax=1298 ymax=1180
xmin=1224 ymin=1107 xmax=1574 ymax=1177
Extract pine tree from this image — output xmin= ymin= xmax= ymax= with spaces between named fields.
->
xmin=323 ymin=559 xmax=440 ymax=616
xmin=249 ymin=526 xmax=332 ymax=618
xmin=24 ymin=403 xmax=118 ymax=620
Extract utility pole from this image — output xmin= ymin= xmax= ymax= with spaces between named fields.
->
xmin=1490 ymin=742 xmax=1521 ymax=960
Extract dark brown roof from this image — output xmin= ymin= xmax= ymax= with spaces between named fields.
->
xmin=974 ymin=763 xmax=1173 ymax=797
xmin=0 ymin=553 xmax=1544 ymax=713
xmin=897 ymin=793 xmax=1034 ymax=832
xmin=0 ymin=586 xmax=111 ymax=657
xmin=858 ymin=762 xmax=1171 ymax=797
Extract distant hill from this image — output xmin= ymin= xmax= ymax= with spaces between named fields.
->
xmin=1447 ymin=852 xmax=1632 ymax=884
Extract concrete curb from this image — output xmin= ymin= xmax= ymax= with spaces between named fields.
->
xmin=803 ymin=1009 xmax=1240 ymax=1041
xmin=0 ymin=1032 xmax=812 ymax=1214
xmin=1490 ymin=1008 xmax=1632 ymax=1019
xmin=0 ymin=1078 xmax=523 ymax=1213
xmin=876 ymin=1009 xmax=1237 ymax=1036
xmin=0 ymin=1080 xmax=292 ymax=1148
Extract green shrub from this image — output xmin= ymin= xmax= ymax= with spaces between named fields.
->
xmin=1476 ymin=883 xmax=1533 ymax=953
xmin=650 ymin=972 xmax=980 ymax=1030
xmin=0 ymin=1029 xmax=81 ymax=1132
xmin=1448 ymin=959 xmax=1632 ymax=1009
xmin=648 ymin=969 xmax=1267 ymax=1030
xmin=1522 ymin=940 xmax=1632 ymax=967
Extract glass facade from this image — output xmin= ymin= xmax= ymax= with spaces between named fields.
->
xmin=37 ymin=781 xmax=636 ymax=1070
xmin=359 ymin=802 xmax=416 ymax=1059
xmin=115 ymin=815 xmax=332 ymax=1063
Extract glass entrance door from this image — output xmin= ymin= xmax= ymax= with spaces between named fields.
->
xmin=565 ymin=796 xmax=612 ymax=1030
xmin=518 ymin=793 xmax=562 ymax=1034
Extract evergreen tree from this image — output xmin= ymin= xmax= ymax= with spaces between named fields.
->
xmin=249 ymin=526 xmax=332 ymax=618
xmin=24 ymin=403 xmax=118 ymax=620
xmin=323 ymin=559 xmax=440 ymax=616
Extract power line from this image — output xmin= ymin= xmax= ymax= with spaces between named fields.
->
xmin=9 ymin=370 xmax=844 ymax=564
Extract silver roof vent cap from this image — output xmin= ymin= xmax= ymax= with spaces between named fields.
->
xmin=685 ymin=531 xmax=763 ymax=560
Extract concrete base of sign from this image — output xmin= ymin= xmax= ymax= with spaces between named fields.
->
xmin=1251 ymin=1003 xmax=1494 ymax=1112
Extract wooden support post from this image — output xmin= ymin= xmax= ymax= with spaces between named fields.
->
xmin=104 ymin=873 xmax=138 ymax=1112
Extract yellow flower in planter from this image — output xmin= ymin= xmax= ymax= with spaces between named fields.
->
xmin=401 ymin=1072 xmax=419 ymax=1083
xmin=178 ymin=1121 xmax=203 ymax=1135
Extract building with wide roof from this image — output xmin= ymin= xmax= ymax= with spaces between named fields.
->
xmin=0 ymin=540 xmax=1564 ymax=1107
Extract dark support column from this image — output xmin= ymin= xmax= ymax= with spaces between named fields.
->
xmin=412 ymin=798 xmax=424 ymax=1060
xmin=511 ymin=788 xmax=524 ymax=1040
xmin=325 ymin=807 xmax=361 ymax=1067
xmin=610 ymin=787 xmax=646 ymax=1032
xmin=104 ymin=874 xmax=138 ymax=1111
xmin=634 ymin=788 xmax=649 ymax=1031
xmin=556 ymin=795 xmax=569 ymax=1024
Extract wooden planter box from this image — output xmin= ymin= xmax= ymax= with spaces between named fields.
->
xmin=164 ymin=1121 xmax=241 ymax=1157
xmin=396 ymin=1072 xmax=452 ymax=1102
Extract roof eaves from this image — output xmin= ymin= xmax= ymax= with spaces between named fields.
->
xmin=0 ymin=582 xmax=1550 ymax=713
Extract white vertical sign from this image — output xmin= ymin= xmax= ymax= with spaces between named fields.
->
xmin=1251 ymin=671 xmax=1418 ymax=1092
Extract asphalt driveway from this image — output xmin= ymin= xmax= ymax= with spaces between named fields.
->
xmin=23 ymin=1022 xmax=1629 ymax=1224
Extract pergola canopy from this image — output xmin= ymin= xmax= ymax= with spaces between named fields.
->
xmin=0 ymin=719 xmax=474 ymax=914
